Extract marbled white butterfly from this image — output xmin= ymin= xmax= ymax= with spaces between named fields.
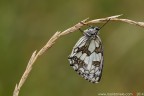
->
xmin=68 ymin=20 xmax=109 ymax=83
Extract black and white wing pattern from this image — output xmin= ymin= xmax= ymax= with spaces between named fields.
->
xmin=68 ymin=27 xmax=104 ymax=83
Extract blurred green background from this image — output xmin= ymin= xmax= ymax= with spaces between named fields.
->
xmin=0 ymin=0 xmax=144 ymax=96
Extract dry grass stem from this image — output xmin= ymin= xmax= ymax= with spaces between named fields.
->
xmin=13 ymin=14 xmax=144 ymax=96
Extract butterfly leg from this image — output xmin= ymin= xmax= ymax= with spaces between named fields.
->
xmin=79 ymin=28 xmax=83 ymax=33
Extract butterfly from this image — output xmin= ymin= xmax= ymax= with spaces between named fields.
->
xmin=68 ymin=20 xmax=109 ymax=83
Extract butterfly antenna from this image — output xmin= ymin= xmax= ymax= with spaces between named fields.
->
xmin=99 ymin=19 xmax=111 ymax=30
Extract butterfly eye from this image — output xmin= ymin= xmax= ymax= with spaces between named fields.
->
xmin=95 ymin=27 xmax=100 ymax=30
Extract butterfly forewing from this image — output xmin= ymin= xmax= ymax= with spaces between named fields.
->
xmin=68 ymin=27 xmax=104 ymax=83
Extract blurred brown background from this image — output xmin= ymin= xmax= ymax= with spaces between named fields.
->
xmin=0 ymin=0 xmax=144 ymax=96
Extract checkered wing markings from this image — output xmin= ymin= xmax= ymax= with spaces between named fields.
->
xmin=68 ymin=35 xmax=103 ymax=83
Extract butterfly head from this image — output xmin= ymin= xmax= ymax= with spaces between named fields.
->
xmin=84 ymin=26 xmax=100 ymax=37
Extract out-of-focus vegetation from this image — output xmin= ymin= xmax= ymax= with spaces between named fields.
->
xmin=0 ymin=0 xmax=144 ymax=96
